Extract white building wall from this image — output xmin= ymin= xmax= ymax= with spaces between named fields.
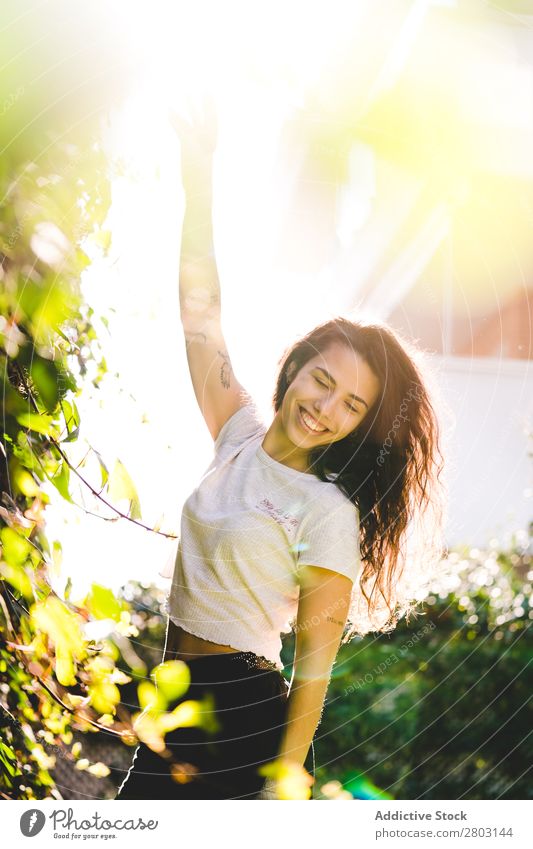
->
xmin=431 ymin=355 xmax=533 ymax=548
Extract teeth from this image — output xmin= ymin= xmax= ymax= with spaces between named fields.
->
xmin=300 ymin=407 xmax=327 ymax=432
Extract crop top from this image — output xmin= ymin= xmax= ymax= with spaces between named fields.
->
xmin=165 ymin=399 xmax=362 ymax=669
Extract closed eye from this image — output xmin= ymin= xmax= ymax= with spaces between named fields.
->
xmin=314 ymin=375 xmax=359 ymax=414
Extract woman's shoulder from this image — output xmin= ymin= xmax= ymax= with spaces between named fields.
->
xmin=214 ymin=395 xmax=266 ymax=453
xmin=296 ymin=474 xmax=358 ymax=519
xmin=301 ymin=469 xmax=350 ymax=497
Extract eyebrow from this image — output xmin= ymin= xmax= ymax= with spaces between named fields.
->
xmin=314 ymin=367 xmax=369 ymax=409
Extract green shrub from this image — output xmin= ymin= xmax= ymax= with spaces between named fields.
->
xmin=282 ymin=534 xmax=532 ymax=800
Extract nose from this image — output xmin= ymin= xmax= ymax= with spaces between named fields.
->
xmin=312 ymin=395 xmax=335 ymax=424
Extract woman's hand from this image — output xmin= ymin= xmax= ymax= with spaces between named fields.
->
xmin=170 ymin=91 xmax=218 ymax=191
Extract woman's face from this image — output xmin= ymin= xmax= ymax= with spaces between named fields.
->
xmin=281 ymin=342 xmax=381 ymax=450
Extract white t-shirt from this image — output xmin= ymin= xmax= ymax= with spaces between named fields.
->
xmin=166 ymin=399 xmax=362 ymax=669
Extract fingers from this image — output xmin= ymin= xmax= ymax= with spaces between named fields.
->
xmin=170 ymin=91 xmax=216 ymax=132
xmin=169 ymin=89 xmax=218 ymax=158
xmin=169 ymin=93 xmax=196 ymax=134
xmin=169 ymin=112 xmax=188 ymax=136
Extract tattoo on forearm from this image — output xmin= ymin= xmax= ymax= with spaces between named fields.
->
xmin=218 ymin=350 xmax=231 ymax=389
xmin=326 ymin=616 xmax=344 ymax=627
xmin=180 ymin=282 xmax=221 ymax=318
xmin=209 ymin=291 xmax=221 ymax=309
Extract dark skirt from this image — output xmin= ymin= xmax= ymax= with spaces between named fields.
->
xmin=115 ymin=650 xmax=291 ymax=800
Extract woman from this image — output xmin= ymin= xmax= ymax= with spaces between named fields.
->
xmin=116 ymin=98 xmax=445 ymax=801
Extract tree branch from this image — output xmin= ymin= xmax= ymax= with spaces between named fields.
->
xmin=13 ymin=363 xmax=177 ymax=540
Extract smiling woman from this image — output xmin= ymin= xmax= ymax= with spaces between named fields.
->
xmin=116 ymin=96 xmax=446 ymax=802
xmin=271 ymin=316 xmax=446 ymax=643
xmin=262 ymin=341 xmax=381 ymax=473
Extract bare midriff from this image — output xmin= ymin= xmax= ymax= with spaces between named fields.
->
xmin=164 ymin=619 xmax=240 ymax=662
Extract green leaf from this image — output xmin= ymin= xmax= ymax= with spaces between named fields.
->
xmin=152 ymin=661 xmax=191 ymax=703
xmin=11 ymin=464 xmax=41 ymax=497
xmin=55 ymin=365 xmax=76 ymax=394
xmin=75 ymin=248 xmax=91 ymax=271
xmin=31 ymin=596 xmax=85 ymax=687
xmin=29 ymin=357 xmax=59 ymax=412
xmin=86 ymin=583 xmax=122 ymax=622
xmin=16 ymin=411 xmax=56 ymax=436
xmin=51 ymin=540 xmax=62 ymax=575
xmin=60 ymin=399 xmax=81 ymax=442
xmin=94 ymin=449 xmax=109 ymax=489
xmin=0 ymin=526 xmax=32 ymax=566
xmin=91 ymin=229 xmax=112 ymax=251
xmin=49 ymin=461 xmax=72 ymax=503
xmin=0 ymin=562 xmax=33 ymax=599
xmin=64 ymin=577 xmax=72 ymax=601
xmin=138 ymin=681 xmax=167 ymax=713
xmin=107 ymin=459 xmax=141 ymax=519
xmin=62 ymin=426 xmax=80 ymax=444
xmin=0 ymin=741 xmax=18 ymax=778
xmin=88 ymin=681 xmax=120 ymax=715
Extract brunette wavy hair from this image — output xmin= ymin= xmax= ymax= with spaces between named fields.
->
xmin=273 ymin=316 xmax=447 ymax=641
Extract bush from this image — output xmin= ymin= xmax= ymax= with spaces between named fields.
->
xmin=282 ymin=533 xmax=532 ymax=800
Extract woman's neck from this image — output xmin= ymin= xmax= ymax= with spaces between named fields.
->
xmin=261 ymin=413 xmax=313 ymax=473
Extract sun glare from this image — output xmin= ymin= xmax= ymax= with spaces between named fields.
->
xmin=43 ymin=0 xmax=533 ymax=597
xmin=46 ymin=0 xmax=352 ymax=598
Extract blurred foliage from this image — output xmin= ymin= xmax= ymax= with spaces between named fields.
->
xmin=296 ymin=533 xmax=532 ymax=800
xmin=0 ymin=4 xmax=195 ymax=800
xmin=0 ymin=0 xmax=134 ymax=172
xmin=44 ymin=582 xmax=168 ymax=801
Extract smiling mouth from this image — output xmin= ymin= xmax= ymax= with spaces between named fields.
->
xmin=298 ymin=405 xmax=329 ymax=434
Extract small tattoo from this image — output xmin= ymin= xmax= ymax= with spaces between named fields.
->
xmin=218 ymin=350 xmax=231 ymax=389
xmin=326 ymin=616 xmax=344 ymax=627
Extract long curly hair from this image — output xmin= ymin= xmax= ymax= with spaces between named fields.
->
xmin=272 ymin=316 xmax=447 ymax=642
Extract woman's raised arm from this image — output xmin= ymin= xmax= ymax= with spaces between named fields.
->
xmin=171 ymin=95 xmax=250 ymax=441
